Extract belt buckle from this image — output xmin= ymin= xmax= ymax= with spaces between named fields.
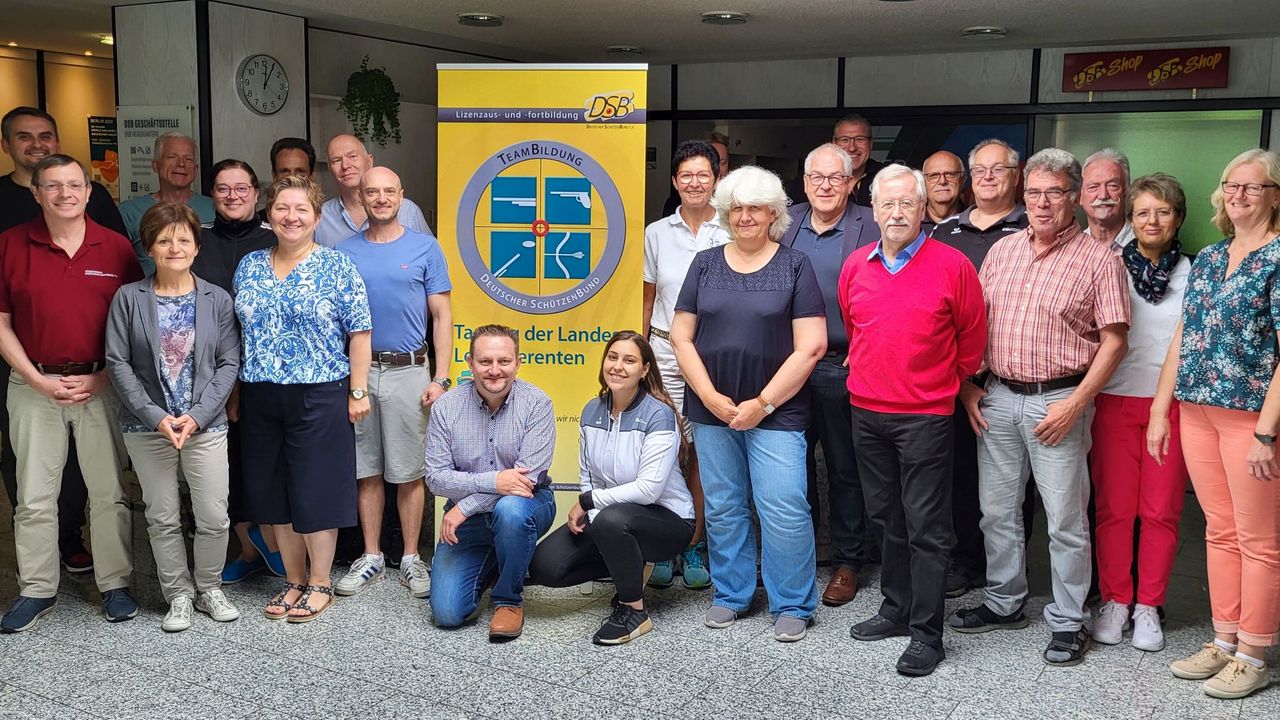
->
xmin=376 ymin=351 xmax=395 ymax=365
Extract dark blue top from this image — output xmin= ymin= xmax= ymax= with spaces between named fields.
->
xmin=790 ymin=210 xmax=848 ymax=351
xmin=675 ymin=244 xmax=826 ymax=430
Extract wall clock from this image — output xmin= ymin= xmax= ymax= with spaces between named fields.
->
xmin=237 ymin=54 xmax=289 ymax=116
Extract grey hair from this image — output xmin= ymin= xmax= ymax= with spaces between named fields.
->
xmin=1024 ymin=148 xmax=1083 ymax=193
xmin=870 ymin=163 xmax=926 ymax=204
xmin=710 ymin=166 xmax=792 ymax=241
xmin=1083 ymin=147 xmax=1131 ymax=186
xmin=803 ymin=143 xmax=853 ymax=175
xmin=968 ymin=138 xmax=1019 ymax=170
xmin=31 ymin=153 xmax=89 ymax=186
xmin=153 ymin=132 xmax=196 ymax=160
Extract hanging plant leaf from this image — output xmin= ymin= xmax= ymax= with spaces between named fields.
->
xmin=337 ymin=55 xmax=402 ymax=148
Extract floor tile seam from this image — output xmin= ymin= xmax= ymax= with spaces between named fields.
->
xmin=0 ymin=678 xmax=114 ymax=719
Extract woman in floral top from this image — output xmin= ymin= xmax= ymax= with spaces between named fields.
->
xmin=233 ymin=175 xmax=372 ymax=623
xmin=105 ymin=202 xmax=241 ymax=632
xmin=1148 ymin=148 xmax=1280 ymax=700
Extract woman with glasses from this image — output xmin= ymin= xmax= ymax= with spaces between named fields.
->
xmin=194 ymin=159 xmax=285 ymax=584
xmin=1149 ymin=149 xmax=1280 ymax=700
xmin=641 ymin=140 xmax=729 ymax=591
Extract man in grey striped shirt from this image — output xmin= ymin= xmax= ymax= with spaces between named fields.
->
xmin=425 ymin=324 xmax=557 ymax=641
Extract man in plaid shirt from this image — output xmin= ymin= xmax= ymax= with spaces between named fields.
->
xmin=949 ymin=148 xmax=1131 ymax=668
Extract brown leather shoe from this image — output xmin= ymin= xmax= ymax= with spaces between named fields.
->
xmin=489 ymin=605 xmax=524 ymax=641
xmin=822 ymin=567 xmax=858 ymax=607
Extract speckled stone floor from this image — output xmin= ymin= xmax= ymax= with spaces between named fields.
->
xmin=1 ymin=491 xmax=1276 ymax=720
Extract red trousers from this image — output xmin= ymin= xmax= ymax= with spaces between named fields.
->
xmin=1089 ymin=393 xmax=1187 ymax=606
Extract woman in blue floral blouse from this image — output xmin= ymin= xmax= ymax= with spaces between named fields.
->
xmin=1148 ymin=148 xmax=1280 ymax=700
xmin=233 ymin=175 xmax=372 ymax=623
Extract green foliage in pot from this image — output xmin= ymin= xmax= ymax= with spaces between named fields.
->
xmin=338 ymin=55 xmax=402 ymax=147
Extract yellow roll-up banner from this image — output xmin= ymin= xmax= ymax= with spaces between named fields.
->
xmin=437 ymin=63 xmax=647 ymax=499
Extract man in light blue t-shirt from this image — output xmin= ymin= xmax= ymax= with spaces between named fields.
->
xmin=317 ymin=134 xmax=429 ymax=248
xmin=335 ymin=166 xmax=452 ymax=602
xmin=118 ymin=132 xmax=216 ymax=275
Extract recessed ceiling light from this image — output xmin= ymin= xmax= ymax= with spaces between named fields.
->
xmin=606 ymin=45 xmax=644 ymax=55
xmin=700 ymin=11 xmax=749 ymax=25
xmin=961 ymin=25 xmax=1007 ymax=40
xmin=83 ymin=50 xmax=94 ymax=56
xmin=457 ymin=12 xmax=504 ymax=27
xmin=99 ymin=34 xmax=114 ymax=46
xmin=6 ymin=42 xmax=17 ymax=47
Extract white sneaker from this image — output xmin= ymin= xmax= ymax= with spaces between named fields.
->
xmin=162 ymin=595 xmax=194 ymax=632
xmin=335 ymin=553 xmax=385 ymax=596
xmin=400 ymin=556 xmax=431 ymax=599
xmin=1131 ymin=603 xmax=1164 ymax=652
xmin=1092 ymin=600 xmax=1129 ymax=645
xmin=195 ymin=588 xmax=241 ymax=622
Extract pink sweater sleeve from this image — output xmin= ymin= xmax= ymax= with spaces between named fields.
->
xmin=953 ymin=257 xmax=988 ymax=379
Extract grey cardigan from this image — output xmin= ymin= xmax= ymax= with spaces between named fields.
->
xmin=105 ymin=275 xmax=240 ymax=431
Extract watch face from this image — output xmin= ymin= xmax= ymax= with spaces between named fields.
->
xmin=350 ymin=388 xmax=366 ymax=400
xmin=237 ymin=54 xmax=289 ymax=116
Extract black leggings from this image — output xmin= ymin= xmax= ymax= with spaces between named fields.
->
xmin=529 ymin=502 xmax=694 ymax=603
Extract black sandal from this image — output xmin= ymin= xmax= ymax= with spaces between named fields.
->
xmin=264 ymin=581 xmax=307 ymax=620
xmin=286 ymin=584 xmax=335 ymax=624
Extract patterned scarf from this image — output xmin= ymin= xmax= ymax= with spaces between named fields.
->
xmin=1123 ymin=238 xmax=1182 ymax=304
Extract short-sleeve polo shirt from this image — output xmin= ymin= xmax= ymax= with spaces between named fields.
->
xmin=0 ymin=216 xmax=143 ymax=364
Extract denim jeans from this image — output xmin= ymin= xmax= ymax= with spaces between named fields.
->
xmin=693 ymin=423 xmax=818 ymax=619
xmin=429 ymin=487 xmax=556 ymax=627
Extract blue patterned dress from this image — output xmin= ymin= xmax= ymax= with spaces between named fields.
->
xmin=233 ymin=246 xmax=372 ymax=385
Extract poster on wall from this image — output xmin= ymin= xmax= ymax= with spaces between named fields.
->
xmin=437 ymin=63 xmax=647 ymax=499
xmin=87 ymin=116 xmax=119 ymax=200
xmin=116 ymin=105 xmax=195 ymax=201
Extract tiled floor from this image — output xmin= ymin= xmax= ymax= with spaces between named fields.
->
xmin=0 ymin=494 xmax=1276 ymax=720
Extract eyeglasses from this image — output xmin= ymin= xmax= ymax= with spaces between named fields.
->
xmin=924 ymin=171 xmax=964 ymax=184
xmin=213 ymin=184 xmax=254 ymax=197
xmin=676 ymin=171 xmax=714 ymax=185
xmin=805 ymin=172 xmax=851 ymax=187
xmin=875 ymin=199 xmax=920 ymax=213
xmin=971 ymin=164 xmax=1012 ymax=178
xmin=833 ymin=135 xmax=872 ymax=146
xmin=1221 ymin=181 xmax=1279 ymax=197
xmin=1132 ymin=208 xmax=1177 ymax=222
xmin=37 ymin=181 xmax=87 ymax=193
xmin=1025 ymin=188 xmax=1070 ymax=203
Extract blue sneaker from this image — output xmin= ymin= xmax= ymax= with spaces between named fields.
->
xmin=102 ymin=588 xmax=139 ymax=623
xmin=221 ymin=556 xmax=266 ymax=584
xmin=679 ymin=542 xmax=711 ymax=589
xmin=1 ymin=596 xmax=57 ymax=633
xmin=248 ymin=525 xmax=285 ymax=577
xmin=647 ymin=559 xmax=675 ymax=588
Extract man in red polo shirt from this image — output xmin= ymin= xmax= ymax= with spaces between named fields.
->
xmin=0 ymin=154 xmax=143 ymax=633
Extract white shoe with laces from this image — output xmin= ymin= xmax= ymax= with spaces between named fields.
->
xmin=1092 ymin=600 xmax=1129 ymax=645
xmin=336 ymin=553 xmax=385 ymax=596
xmin=400 ymin=556 xmax=431 ymax=598
xmin=196 ymin=588 xmax=241 ymax=622
xmin=1131 ymin=603 xmax=1164 ymax=651
xmin=162 ymin=595 xmax=194 ymax=633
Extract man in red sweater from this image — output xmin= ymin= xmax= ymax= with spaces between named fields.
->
xmin=838 ymin=164 xmax=986 ymax=677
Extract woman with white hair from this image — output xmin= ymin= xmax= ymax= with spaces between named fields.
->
xmin=670 ymin=165 xmax=827 ymax=642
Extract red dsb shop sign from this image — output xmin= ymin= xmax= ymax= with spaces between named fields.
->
xmin=1062 ymin=47 xmax=1230 ymax=92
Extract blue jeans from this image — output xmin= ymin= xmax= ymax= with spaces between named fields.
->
xmin=693 ymin=423 xmax=818 ymax=619
xmin=429 ymin=488 xmax=556 ymax=627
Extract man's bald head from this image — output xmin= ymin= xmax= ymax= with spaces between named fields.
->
xmin=327 ymin=134 xmax=373 ymax=190
xmin=923 ymin=150 xmax=965 ymax=217
xmin=359 ymin=165 xmax=404 ymax=226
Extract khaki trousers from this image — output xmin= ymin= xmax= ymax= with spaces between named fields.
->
xmin=8 ymin=371 xmax=132 ymax=597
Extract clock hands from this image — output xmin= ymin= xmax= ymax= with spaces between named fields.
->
xmin=264 ymin=60 xmax=275 ymax=90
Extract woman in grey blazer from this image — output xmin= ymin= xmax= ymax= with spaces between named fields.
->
xmin=105 ymin=202 xmax=241 ymax=632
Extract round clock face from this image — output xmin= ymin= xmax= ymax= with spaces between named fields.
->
xmin=237 ymin=54 xmax=289 ymax=116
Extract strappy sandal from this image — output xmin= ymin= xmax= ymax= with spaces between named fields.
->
xmin=286 ymin=584 xmax=335 ymax=624
xmin=264 ymin=581 xmax=307 ymax=620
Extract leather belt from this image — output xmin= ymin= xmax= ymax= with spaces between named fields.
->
xmin=35 ymin=361 xmax=103 ymax=376
xmin=650 ymin=327 xmax=671 ymax=341
xmin=995 ymin=373 xmax=1087 ymax=396
xmin=372 ymin=347 xmax=429 ymax=366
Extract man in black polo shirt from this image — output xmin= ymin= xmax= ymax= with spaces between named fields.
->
xmin=786 ymin=114 xmax=886 ymax=209
xmin=931 ymin=137 xmax=1029 ymax=599
xmin=0 ymin=106 xmax=125 ymax=573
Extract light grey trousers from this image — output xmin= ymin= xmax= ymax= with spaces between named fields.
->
xmin=976 ymin=378 xmax=1094 ymax=632
xmin=123 ymin=431 xmax=230 ymax=602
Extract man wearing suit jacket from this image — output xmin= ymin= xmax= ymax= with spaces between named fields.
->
xmin=779 ymin=143 xmax=880 ymax=608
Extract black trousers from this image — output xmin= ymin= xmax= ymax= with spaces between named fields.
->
xmin=2 ymin=361 xmax=89 ymax=551
xmin=852 ymin=406 xmax=954 ymax=648
xmin=529 ymin=503 xmax=693 ymax=603
xmin=805 ymin=356 xmax=870 ymax=569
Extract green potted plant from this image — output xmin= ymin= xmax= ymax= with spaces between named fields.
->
xmin=338 ymin=55 xmax=402 ymax=147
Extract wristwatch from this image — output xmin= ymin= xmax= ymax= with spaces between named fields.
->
xmin=349 ymin=387 xmax=367 ymax=400
xmin=757 ymin=395 xmax=776 ymax=415
xmin=1254 ymin=431 xmax=1277 ymax=445
xmin=432 ymin=377 xmax=453 ymax=390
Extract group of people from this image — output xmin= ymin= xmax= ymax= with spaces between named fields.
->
xmin=0 ymin=105 xmax=1277 ymax=700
